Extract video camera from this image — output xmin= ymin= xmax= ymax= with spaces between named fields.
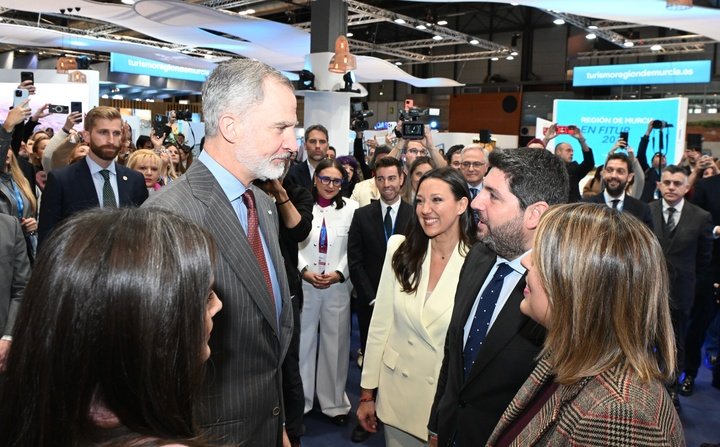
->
xmin=398 ymin=107 xmax=431 ymax=140
xmin=351 ymin=101 xmax=374 ymax=132
xmin=173 ymin=110 xmax=193 ymax=121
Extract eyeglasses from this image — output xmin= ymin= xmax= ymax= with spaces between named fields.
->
xmin=407 ymin=149 xmax=427 ymax=156
xmin=317 ymin=175 xmax=343 ymax=187
xmin=461 ymin=161 xmax=487 ymax=169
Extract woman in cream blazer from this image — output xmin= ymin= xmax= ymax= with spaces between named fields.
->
xmin=358 ymin=167 xmax=477 ymax=446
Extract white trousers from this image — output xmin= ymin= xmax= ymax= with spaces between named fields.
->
xmin=384 ymin=424 xmax=428 ymax=447
xmin=299 ymin=281 xmax=352 ymax=417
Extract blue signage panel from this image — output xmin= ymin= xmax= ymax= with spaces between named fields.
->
xmin=110 ymin=53 xmax=211 ymax=82
xmin=573 ymin=60 xmax=711 ymax=87
xmin=553 ymin=98 xmax=686 ymax=164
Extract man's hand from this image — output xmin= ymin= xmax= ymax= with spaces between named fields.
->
xmin=17 ymin=80 xmax=35 ymax=95
xmin=302 ymin=270 xmax=340 ymax=289
xmin=3 ymin=99 xmax=31 ymax=132
xmin=282 ymin=427 xmax=291 ymax=447
xmin=151 ymin=132 xmax=165 ymax=149
xmin=356 ymin=401 xmax=378 ymax=433
xmin=570 ymin=125 xmax=585 ymax=141
xmin=543 ymin=123 xmax=557 ymax=141
xmin=0 ymin=339 xmax=11 ymax=372
xmin=64 ymin=112 xmax=82 ymax=132
xmin=428 ymin=434 xmax=438 ymax=447
xmin=31 ymin=103 xmax=50 ymax=121
xmin=21 ymin=217 xmax=38 ymax=234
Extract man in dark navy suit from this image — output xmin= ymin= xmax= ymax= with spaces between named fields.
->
xmin=284 ymin=124 xmax=329 ymax=190
xmin=38 ymin=106 xmax=147 ymax=246
xmin=585 ymin=152 xmax=653 ymax=229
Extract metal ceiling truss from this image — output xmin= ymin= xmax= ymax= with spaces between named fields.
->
xmin=545 ymin=11 xmax=628 ymax=46
xmin=576 ymin=34 xmax=715 ymax=59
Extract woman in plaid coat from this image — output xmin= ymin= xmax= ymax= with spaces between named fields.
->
xmin=487 ymin=203 xmax=684 ymax=447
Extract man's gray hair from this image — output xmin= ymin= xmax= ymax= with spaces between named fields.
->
xmin=202 ymin=59 xmax=293 ymax=137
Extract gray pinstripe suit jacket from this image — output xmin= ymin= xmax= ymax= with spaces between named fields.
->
xmin=143 ymin=160 xmax=293 ymax=446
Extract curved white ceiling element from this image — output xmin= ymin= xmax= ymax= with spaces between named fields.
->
xmin=0 ymin=0 xmax=463 ymax=88
xmin=412 ymin=0 xmax=720 ymax=43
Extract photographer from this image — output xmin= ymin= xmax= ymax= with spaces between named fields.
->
xmin=388 ymin=121 xmax=446 ymax=174
xmin=637 ymin=119 xmax=667 ymax=202
xmin=41 ymin=111 xmax=83 ymax=173
xmin=544 ymin=123 xmax=594 ymax=202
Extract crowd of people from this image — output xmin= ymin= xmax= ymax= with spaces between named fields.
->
xmin=0 ymin=58 xmax=718 ymax=447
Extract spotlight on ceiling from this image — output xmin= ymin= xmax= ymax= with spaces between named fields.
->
xmin=394 ymin=18 xmax=406 ymax=24
xmin=506 ymin=55 xmax=515 ymax=60
xmin=415 ymin=24 xmax=427 ymax=30
xmin=588 ymin=25 xmax=598 ymax=30
xmin=623 ymin=40 xmax=635 ymax=48
xmin=651 ymin=44 xmax=663 ymax=51
xmin=510 ymin=50 xmax=519 ymax=56
xmin=553 ymin=18 xmax=565 ymax=25
xmin=469 ymin=39 xmax=479 ymax=45
xmin=432 ymin=35 xmax=443 ymax=41
xmin=491 ymin=57 xmax=499 ymax=61
xmin=585 ymin=33 xmax=597 ymax=40
xmin=436 ymin=19 xmax=448 ymax=26
xmin=395 ymin=61 xmax=403 ymax=66
xmin=346 ymin=32 xmax=353 ymax=37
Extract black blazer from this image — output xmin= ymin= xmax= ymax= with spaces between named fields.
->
xmin=284 ymin=161 xmax=312 ymax=190
xmin=38 ymin=157 xmax=148 ymax=246
xmin=428 ymin=243 xmax=545 ymax=447
xmin=650 ymin=199 xmax=713 ymax=313
xmin=347 ymin=199 xmax=412 ymax=305
xmin=585 ymin=193 xmax=654 ymax=230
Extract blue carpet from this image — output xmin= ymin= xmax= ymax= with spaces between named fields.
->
xmin=302 ymin=312 xmax=720 ymax=446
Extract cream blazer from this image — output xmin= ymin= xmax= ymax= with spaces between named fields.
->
xmin=361 ymin=234 xmax=467 ymax=439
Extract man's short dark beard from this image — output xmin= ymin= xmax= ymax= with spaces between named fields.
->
xmin=482 ymin=214 xmax=527 ymax=260
xmin=605 ymin=181 xmax=626 ymax=198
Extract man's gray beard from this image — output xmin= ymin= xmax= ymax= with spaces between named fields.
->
xmin=234 ymin=149 xmax=287 ymax=181
xmin=481 ymin=215 xmax=527 ymax=260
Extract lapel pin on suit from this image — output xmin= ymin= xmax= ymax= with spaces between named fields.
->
xmin=267 ymin=210 xmax=273 ymax=215
xmin=122 ymin=176 xmax=128 ymax=181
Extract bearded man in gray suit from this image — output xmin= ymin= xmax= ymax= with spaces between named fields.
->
xmin=144 ymin=60 xmax=298 ymax=446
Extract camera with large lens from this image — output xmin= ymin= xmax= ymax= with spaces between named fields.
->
xmin=351 ymin=101 xmax=374 ymax=133
xmin=652 ymin=120 xmax=673 ymax=129
xmin=175 ymin=110 xmax=193 ymax=121
xmin=399 ymin=107 xmax=430 ymax=140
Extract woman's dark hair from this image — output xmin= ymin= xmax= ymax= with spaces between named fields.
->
xmin=312 ymin=158 xmax=348 ymax=209
xmin=391 ymin=167 xmax=477 ymax=294
xmin=135 ymin=135 xmax=153 ymax=150
xmin=336 ymin=155 xmax=362 ymax=198
xmin=0 ymin=208 xmax=216 ymax=446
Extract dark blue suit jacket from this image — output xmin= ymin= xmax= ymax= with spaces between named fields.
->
xmin=585 ymin=192 xmax=654 ymax=230
xmin=38 ymin=157 xmax=148 ymax=246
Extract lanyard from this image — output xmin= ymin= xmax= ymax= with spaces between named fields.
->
xmin=10 ymin=178 xmax=24 ymax=220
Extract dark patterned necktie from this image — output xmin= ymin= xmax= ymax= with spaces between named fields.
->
xmin=384 ymin=206 xmax=393 ymax=240
xmin=99 ymin=169 xmax=117 ymax=208
xmin=463 ymin=262 xmax=514 ymax=378
xmin=242 ymin=190 xmax=273 ymax=300
xmin=664 ymin=207 xmax=676 ymax=234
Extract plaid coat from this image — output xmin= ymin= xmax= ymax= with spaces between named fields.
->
xmin=486 ymin=356 xmax=685 ymax=446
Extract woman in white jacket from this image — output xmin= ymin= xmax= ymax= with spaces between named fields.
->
xmin=357 ymin=167 xmax=477 ymax=446
xmin=298 ymin=158 xmax=359 ymax=424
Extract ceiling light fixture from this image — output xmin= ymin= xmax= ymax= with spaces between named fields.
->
xmin=395 ymin=61 xmax=403 ymax=66
xmin=346 ymin=32 xmax=353 ymax=37
xmin=415 ymin=24 xmax=427 ymax=30
xmin=585 ymin=33 xmax=597 ymax=40
xmin=469 ymin=39 xmax=479 ymax=45
xmin=510 ymin=50 xmax=519 ymax=56
xmin=666 ymin=0 xmax=692 ymax=10
xmin=553 ymin=18 xmax=565 ymax=25
xmin=394 ymin=18 xmax=406 ymax=24
xmin=120 ymin=0 xmax=135 ymax=4
xmin=623 ymin=40 xmax=634 ymax=48
xmin=491 ymin=56 xmax=499 ymax=61
xmin=588 ymin=25 xmax=598 ymax=30
xmin=506 ymin=55 xmax=514 ymax=60
xmin=328 ymin=35 xmax=357 ymax=74
xmin=651 ymin=44 xmax=663 ymax=51
xmin=432 ymin=35 xmax=443 ymax=41
xmin=436 ymin=19 xmax=448 ymax=26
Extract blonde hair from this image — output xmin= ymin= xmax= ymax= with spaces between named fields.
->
xmin=5 ymin=151 xmax=37 ymax=214
xmin=127 ymin=149 xmax=162 ymax=172
xmin=534 ymin=203 xmax=675 ymax=384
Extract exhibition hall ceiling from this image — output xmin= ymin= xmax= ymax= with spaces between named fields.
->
xmin=0 ymin=0 xmax=717 ymax=90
